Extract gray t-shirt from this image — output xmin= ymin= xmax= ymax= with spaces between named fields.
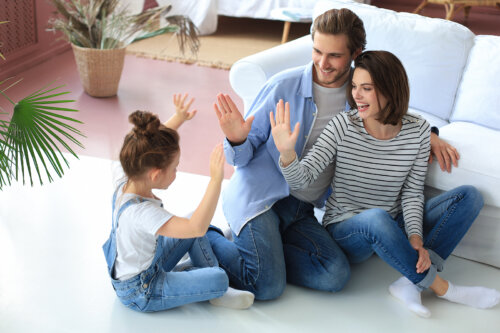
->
xmin=290 ymin=81 xmax=347 ymax=203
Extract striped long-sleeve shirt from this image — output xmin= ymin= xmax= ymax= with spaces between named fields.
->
xmin=281 ymin=109 xmax=431 ymax=238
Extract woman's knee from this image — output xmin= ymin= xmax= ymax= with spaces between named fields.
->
xmin=459 ymin=185 xmax=484 ymax=211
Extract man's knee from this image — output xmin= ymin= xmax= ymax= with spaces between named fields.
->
xmin=316 ymin=257 xmax=351 ymax=292
xmin=251 ymin=275 xmax=287 ymax=300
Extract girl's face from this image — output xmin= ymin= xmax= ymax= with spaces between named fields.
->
xmin=351 ymin=67 xmax=388 ymax=122
xmin=157 ymin=150 xmax=180 ymax=189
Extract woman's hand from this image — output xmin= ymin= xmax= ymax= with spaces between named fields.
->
xmin=270 ymin=99 xmax=300 ymax=166
xmin=429 ymin=133 xmax=459 ymax=173
xmin=209 ymin=143 xmax=225 ymax=183
xmin=409 ymin=234 xmax=431 ymax=274
xmin=214 ymin=93 xmax=254 ymax=145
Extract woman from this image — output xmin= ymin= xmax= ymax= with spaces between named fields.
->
xmin=270 ymin=50 xmax=499 ymax=317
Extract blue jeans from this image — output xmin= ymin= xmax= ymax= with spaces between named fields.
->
xmin=326 ymin=185 xmax=484 ymax=289
xmin=207 ymin=196 xmax=350 ymax=300
xmin=112 ymin=236 xmax=228 ymax=312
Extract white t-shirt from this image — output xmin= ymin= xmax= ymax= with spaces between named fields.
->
xmin=113 ymin=183 xmax=174 ymax=281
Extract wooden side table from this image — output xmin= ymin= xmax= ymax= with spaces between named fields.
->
xmin=270 ymin=8 xmax=312 ymax=44
xmin=414 ymin=0 xmax=500 ymax=21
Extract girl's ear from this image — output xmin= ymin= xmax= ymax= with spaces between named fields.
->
xmin=149 ymin=168 xmax=162 ymax=182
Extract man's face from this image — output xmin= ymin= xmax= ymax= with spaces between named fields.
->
xmin=312 ymin=32 xmax=357 ymax=88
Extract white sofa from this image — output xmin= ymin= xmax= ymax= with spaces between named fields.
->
xmin=229 ymin=0 xmax=500 ymax=268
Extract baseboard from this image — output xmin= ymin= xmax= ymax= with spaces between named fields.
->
xmin=0 ymin=42 xmax=71 ymax=80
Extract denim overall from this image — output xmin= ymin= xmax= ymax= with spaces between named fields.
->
xmin=103 ymin=183 xmax=228 ymax=312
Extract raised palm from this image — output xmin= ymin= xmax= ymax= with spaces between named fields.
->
xmin=213 ymin=93 xmax=254 ymax=145
xmin=270 ymin=99 xmax=300 ymax=156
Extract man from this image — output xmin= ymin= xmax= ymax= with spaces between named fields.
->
xmin=207 ymin=8 xmax=459 ymax=301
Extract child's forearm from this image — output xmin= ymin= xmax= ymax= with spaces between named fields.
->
xmin=188 ymin=178 xmax=222 ymax=236
xmin=164 ymin=114 xmax=184 ymax=130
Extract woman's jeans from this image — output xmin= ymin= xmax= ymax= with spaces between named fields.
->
xmin=326 ymin=185 xmax=484 ymax=290
xmin=207 ymin=195 xmax=350 ymax=300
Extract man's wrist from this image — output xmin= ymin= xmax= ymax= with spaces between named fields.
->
xmin=227 ymin=138 xmax=246 ymax=146
xmin=430 ymin=126 xmax=439 ymax=136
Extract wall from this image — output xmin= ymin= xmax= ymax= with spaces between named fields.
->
xmin=0 ymin=0 xmax=70 ymax=80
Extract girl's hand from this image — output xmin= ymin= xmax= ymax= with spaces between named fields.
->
xmin=209 ymin=144 xmax=225 ymax=183
xmin=173 ymin=93 xmax=197 ymax=121
xmin=409 ymin=235 xmax=431 ymax=274
xmin=270 ymin=99 xmax=300 ymax=166
xmin=214 ymin=93 xmax=254 ymax=145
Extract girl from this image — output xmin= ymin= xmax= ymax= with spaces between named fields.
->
xmin=103 ymin=93 xmax=254 ymax=312
xmin=270 ymin=51 xmax=500 ymax=317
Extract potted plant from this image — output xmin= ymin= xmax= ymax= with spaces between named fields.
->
xmin=0 ymin=21 xmax=84 ymax=190
xmin=47 ymin=0 xmax=199 ymax=97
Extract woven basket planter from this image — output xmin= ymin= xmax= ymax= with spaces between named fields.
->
xmin=72 ymin=44 xmax=126 ymax=97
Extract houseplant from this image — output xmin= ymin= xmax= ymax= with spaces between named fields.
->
xmin=0 ymin=78 xmax=84 ymax=189
xmin=47 ymin=0 xmax=199 ymax=97
xmin=0 ymin=20 xmax=84 ymax=189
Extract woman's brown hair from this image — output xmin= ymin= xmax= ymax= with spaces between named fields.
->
xmin=119 ymin=111 xmax=180 ymax=179
xmin=347 ymin=50 xmax=410 ymax=125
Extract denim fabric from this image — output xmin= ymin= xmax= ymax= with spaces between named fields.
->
xmin=103 ymin=186 xmax=228 ymax=312
xmin=207 ymin=195 xmax=350 ymax=300
xmin=327 ymin=185 xmax=483 ymax=290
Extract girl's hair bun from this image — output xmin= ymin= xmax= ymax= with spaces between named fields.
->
xmin=129 ymin=110 xmax=161 ymax=138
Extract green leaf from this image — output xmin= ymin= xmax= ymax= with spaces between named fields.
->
xmin=2 ymin=83 xmax=85 ymax=188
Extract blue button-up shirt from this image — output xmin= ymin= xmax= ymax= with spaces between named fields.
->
xmin=223 ymin=62 xmax=350 ymax=235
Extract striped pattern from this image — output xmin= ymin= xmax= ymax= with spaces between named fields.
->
xmin=282 ymin=109 xmax=431 ymax=238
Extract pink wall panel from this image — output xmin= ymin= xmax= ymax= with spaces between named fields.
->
xmin=0 ymin=0 xmax=70 ymax=79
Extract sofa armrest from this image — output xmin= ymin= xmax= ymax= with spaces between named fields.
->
xmin=229 ymin=35 xmax=312 ymax=112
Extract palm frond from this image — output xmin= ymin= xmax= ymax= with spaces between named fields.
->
xmin=1 ymin=83 xmax=85 ymax=188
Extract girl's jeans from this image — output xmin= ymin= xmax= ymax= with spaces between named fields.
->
xmin=111 ymin=235 xmax=228 ymax=312
xmin=104 ymin=193 xmax=228 ymax=312
xmin=326 ymin=185 xmax=484 ymax=290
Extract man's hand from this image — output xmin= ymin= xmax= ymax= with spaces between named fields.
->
xmin=429 ymin=133 xmax=460 ymax=173
xmin=213 ymin=93 xmax=254 ymax=145
xmin=270 ymin=99 xmax=300 ymax=166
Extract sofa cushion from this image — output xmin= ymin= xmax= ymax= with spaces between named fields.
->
xmin=313 ymin=0 xmax=475 ymax=122
xmin=450 ymin=35 xmax=500 ymax=131
xmin=425 ymin=122 xmax=500 ymax=207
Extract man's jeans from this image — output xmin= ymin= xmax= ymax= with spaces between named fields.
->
xmin=326 ymin=185 xmax=484 ymax=290
xmin=207 ymin=195 xmax=350 ymax=300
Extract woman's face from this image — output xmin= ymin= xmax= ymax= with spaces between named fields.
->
xmin=351 ymin=67 xmax=388 ymax=122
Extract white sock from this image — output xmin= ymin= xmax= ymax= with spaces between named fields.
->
xmin=209 ymin=287 xmax=255 ymax=310
xmin=389 ymin=277 xmax=431 ymax=318
xmin=439 ymin=282 xmax=500 ymax=309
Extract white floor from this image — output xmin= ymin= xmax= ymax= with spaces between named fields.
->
xmin=1 ymin=154 xmax=500 ymax=333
